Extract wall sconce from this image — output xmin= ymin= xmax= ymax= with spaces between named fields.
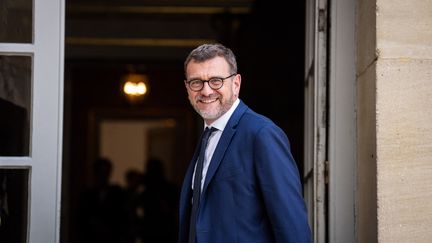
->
xmin=122 ymin=73 xmax=149 ymax=104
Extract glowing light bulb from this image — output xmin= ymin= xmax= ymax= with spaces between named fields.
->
xmin=122 ymin=73 xmax=149 ymax=104
xmin=124 ymin=81 xmax=147 ymax=96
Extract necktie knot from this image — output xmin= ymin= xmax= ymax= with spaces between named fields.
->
xmin=202 ymin=127 xmax=217 ymax=143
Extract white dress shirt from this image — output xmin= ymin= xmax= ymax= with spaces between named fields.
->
xmin=192 ymin=98 xmax=240 ymax=191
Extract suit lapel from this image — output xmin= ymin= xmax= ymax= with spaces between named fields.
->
xmin=201 ymin=101 xmax=248 ymax=196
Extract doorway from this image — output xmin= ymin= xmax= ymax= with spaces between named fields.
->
xmin=99 ymin=119 xmax=176 ymax=187
xmin=88 ymin=108 xmax=195 ymax=187
xmin=62 ymin=1 xmax=306 ymax=242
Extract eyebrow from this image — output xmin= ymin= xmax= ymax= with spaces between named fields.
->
xmin=187 ymin=75 xmax=224 ymax=81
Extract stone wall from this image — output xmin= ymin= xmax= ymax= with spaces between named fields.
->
xmin=376 ymin=1 xmax=432 ymax=241
xmin=357 ymin=0 xmax=432 ymax=242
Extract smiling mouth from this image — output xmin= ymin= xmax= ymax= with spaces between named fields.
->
xmin=199 ymin=97 xmax=218 ymax=104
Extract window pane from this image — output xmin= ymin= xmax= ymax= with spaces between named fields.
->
xmin=0 ymin=0 xmax=33 ymax=43
xmin=0 ymin=56 xmax=31 ymax=156
xmin=0 ymin=169 xmax=29 ymax=243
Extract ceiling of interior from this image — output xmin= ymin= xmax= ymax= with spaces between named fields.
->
xmin=66 ymin=0 xmax=254 ymax=60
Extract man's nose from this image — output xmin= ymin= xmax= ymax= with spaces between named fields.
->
xmin=200 ymin=81 xmax=213 ymax=95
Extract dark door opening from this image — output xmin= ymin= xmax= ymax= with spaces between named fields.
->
xmin=62 ymin=1 xmax=306 ymax=242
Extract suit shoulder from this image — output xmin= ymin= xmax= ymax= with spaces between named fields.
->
xmin=240 ymin=108 xmax=281 ymax=131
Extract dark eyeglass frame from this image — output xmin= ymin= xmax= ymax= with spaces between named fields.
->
xmin=185 ymin=73 xmax=237 ymax=91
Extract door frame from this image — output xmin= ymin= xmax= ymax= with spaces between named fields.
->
xmin=304 ymin=0 xmax=357 ymax=242
xmin=328 ymin=0 xmax=356 ymax=242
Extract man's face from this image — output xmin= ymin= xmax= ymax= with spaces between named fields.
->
xmin=185 ymin=56 xmax=241 ymax=125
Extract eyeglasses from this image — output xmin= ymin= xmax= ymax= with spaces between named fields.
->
xmin=185 ymin=73 xmax=236 ymax=91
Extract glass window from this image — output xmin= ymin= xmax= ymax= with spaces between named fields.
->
xmin=0 ymin=168 xmax=29 ymax=243
xmin=0 ymin=56 xmax=31 ymax=156
xmin=0 ymin=0 xmax=33 ymax=43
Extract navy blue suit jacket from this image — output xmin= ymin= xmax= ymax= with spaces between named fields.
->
xmin=179 ymin=101 xmax=311 ymax=243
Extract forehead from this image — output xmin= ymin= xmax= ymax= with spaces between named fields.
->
xmin=186 ymin=56 xmax=230 ymax=76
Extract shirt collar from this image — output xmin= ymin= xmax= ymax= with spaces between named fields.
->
xmin=204 ymin=98 xmax=240 ymax=132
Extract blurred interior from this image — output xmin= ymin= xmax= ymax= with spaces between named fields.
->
xmin=62 ymin=0 xmax=306 ymax=242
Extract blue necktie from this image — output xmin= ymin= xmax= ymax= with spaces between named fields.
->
xmin=189 ymin=127 xmax=217 ymax=243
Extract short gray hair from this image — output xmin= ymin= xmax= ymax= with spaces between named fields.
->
xmin=184 ymin=43 xmax=237 ymax=75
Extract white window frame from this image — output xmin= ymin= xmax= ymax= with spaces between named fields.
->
xmin=0 ymin=0 xmax=65 ymax=242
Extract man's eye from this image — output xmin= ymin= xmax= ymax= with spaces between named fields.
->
xmin=209 ymin=78 xmax=223 ymax=84
xmin=190 ymin=80 xmax=202 ymax=86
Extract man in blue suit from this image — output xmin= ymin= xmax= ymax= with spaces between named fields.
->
xmin=179 ymin=43 xmax=311 ymax=243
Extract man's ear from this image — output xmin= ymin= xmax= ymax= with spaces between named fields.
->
xmin=234 ymin=74 xmax=241 ymax=95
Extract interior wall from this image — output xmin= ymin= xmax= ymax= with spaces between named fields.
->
xmin=100 ymin=121 xmax=148 ymax=186
xmin=100 ymin=119 xmax=178 ymax=187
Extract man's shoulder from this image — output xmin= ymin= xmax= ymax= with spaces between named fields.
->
xmin=239 ymin=106 xmax=280 ymax=131
xmin=230 ymin=101 xmax=283 ymax=133
xmin=241 ymin=105 xmax=272 ymax=122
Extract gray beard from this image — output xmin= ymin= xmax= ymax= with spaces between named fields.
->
xmin=192 ymin=97 xmax=235 ymax=121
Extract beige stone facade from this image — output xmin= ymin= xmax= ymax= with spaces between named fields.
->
xmin=357 ymin=0 xmax=432 ymax=242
